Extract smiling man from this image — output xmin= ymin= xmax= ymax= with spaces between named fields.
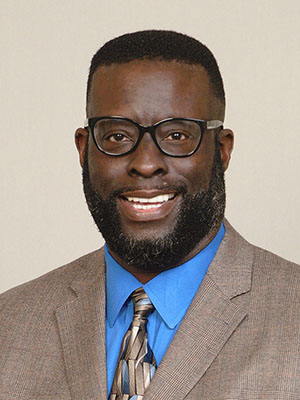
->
xmin=1 ymin=30 xmax=300 ymax=400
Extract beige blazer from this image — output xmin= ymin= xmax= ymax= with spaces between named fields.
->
xmin=1 ymin=220 xmax=300 ymax=400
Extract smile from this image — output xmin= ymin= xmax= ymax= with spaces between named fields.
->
xmin=123 ymin=193 xmax=176 ymax=210
xmin=118 ymin=190 xmax=180 ymax=222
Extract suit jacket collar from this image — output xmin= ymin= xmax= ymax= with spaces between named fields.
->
xmin=56 ymin=248 xmax=107 ymax=400
xmin=207 ymin=219 xmax=253 ymax=299
xmin=56 ymin=219 xmax=253 ymax=400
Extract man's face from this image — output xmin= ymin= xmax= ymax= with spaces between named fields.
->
xmin=76 ymin=60 xmax=233 ymax=274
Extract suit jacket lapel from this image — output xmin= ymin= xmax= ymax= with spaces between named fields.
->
xmin=144 ymin=220 xmax=253 ymax=400
xmin=56 ymin=249 xmax=107 ymax=400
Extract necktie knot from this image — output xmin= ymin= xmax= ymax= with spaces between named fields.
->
xmin=132 ymin=287 xmax=154 ymax=320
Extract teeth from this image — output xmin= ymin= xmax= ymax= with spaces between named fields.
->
xmin=132 ymin=203 xmax=162 ymax=210
xmin=126 ymin=193 xmax=175 ymax=204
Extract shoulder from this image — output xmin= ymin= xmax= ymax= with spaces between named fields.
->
xmin=0 ymin=248 xmax=106 ymax=359
xmin=233 ymin=222 xmax=300 ymax=304
xmin=251 ymin=244 xmax=300 ymax=294
xmin=224 ymin=219 xmax=300 ymax=276
xmin=209 ymin=220 xmax=300 ymax=304
xmin=0 ymin=249 xmax=105 ymax=396
xmin=0 ymin=248 xmax=105 ymax=315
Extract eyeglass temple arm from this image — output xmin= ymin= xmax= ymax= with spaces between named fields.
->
xmin=206 ymin=120 xmax=223 ymax=129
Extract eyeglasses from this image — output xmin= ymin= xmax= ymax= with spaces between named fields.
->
xmin=84 ymin=116 xmax=223 ymax=157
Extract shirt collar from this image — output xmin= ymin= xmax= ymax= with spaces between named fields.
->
xmin=106 ymin=223 xmax=225 ymax=329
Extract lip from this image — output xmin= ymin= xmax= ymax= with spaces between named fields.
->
xmin=118 ymin=189 xmax=180 ymax=222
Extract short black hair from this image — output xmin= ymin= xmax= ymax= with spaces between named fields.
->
xmin=87 ymin=30 xmax=225 ymax=108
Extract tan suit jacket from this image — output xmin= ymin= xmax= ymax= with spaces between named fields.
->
xmin=1 ymin=220 xmax=300 ymax=399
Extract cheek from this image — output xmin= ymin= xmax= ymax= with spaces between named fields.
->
xmin=88 ymin=147 xmax=124 ymax=196
xmin=171 ymin=154 xmax=213 ymax=192
xmin=185 ymin=137 xmax=216 ymax=190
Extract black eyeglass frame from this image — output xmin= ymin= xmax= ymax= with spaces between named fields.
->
xmin=84 ymin=116 xmax=223 ymax=157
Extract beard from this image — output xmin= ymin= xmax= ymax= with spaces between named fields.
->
xmin=82 ymin=138 xmax=225 ymax=273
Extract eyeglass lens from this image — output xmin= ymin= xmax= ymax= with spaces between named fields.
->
xmin=93 ymin=118 xmax=202 ymax=155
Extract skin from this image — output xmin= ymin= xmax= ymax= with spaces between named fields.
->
xmin=75 ymin=60 xmax=234 ymax=283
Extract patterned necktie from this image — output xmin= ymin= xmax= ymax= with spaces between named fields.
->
xmin=109 ymin=287 xmax=157 ymax=400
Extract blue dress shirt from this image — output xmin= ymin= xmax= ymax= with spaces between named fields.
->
xmin=105 ymin=223 xmax=225 ymax=395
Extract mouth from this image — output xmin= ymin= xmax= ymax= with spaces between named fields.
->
xmin=118 ymin=190 xmax=180 ymax=222
xmin=122 ymin=192 xmax=177 ymax=210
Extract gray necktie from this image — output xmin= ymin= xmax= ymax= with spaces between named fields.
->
xmin=109 ymin=287 xmax=157 ymax=400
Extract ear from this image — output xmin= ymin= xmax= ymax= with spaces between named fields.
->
xmin=75 ymin=128 xmax=88 ymax=167
xmin=217 ymin=128 xmax=234 ymax=171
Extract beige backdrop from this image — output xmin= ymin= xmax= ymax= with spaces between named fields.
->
xmin=1 ymin=0 xmax=299 ymax=294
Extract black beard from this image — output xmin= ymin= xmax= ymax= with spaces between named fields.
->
xmin=82 ymin=139 xmax=225 ymax=273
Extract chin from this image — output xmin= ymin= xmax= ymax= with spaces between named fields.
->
xmin=119 ymin=219 xmax=177 ymax=242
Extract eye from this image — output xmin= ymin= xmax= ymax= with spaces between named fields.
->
xmin=105 ymin=132 xmax=132 ymax=142
xmin=164 ymin=131 xmax=189 ymax=141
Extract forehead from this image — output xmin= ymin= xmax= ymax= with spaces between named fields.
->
xmin=88 ymin=60 xmax=214 ymax=121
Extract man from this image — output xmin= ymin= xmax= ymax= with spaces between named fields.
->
xmin=1 ymin=30 xmax=300 ymax=400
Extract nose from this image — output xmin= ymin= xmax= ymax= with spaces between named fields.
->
xmin=127 ymin=132 xmax=168 ymax=178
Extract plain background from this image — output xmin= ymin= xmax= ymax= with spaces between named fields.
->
xmin=1 ymin=0 xmax=299 ymax=294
